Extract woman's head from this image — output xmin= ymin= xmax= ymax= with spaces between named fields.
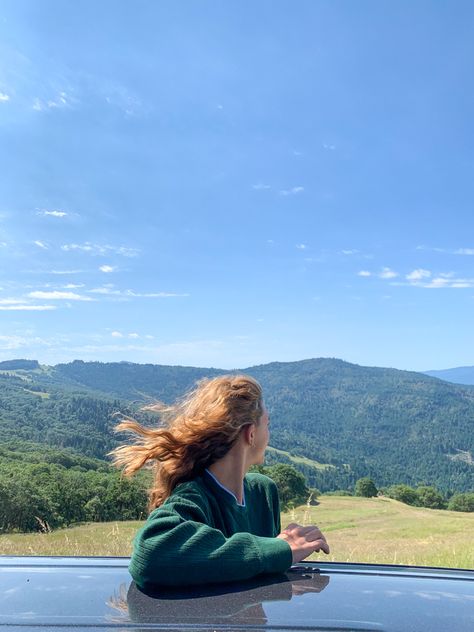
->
xmin=110 ymin=374 xmax=266 ymax=508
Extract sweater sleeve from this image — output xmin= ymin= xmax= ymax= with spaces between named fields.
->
xmin=129 ymin=493 xmax=292 ymax=588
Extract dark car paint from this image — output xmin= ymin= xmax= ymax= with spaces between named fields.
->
xmin=0 ymin=556 xmax=473 ymax=631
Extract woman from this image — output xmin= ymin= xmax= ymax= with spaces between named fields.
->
xmin=112 ymin=374 xmax=329 ymax=588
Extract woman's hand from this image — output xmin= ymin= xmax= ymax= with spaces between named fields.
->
xmin=277 ymin=523 xmax=330 ymax=563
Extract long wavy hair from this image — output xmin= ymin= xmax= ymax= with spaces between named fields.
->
xmin=110 ymin=374 xmax=263 ymax=509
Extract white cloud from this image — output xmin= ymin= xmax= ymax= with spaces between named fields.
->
xmin=400 ymin=272 xmax=474 ymax=289
xmin=36 ymin=209 xmax=68 ymax=218
xmin=416 ymin=245 xmax=474 ymax=256
xmin=111 ymin=331 xmax=123 ymax=338
xmin=33 ymin=92 xmax=72 ymax=112
xmin=34 ymin=240 xmax=48 ymax=249
xmin=406 ymin=269 xmax=431 ymax=281
xmin=0 ymin=304 xmax=56 ymax=311
xmin=88 ymin=286 xmax=188 ymax=298
xmin=379 ymin=267 xmax=398 ymax=279
xmin=323 ymin=143 xmax=336 ymax=150
xmin=279 ymin=186 xmax=304 ymax=196
xmin=128 ymin=333 xmax=139 ymax=339
xmin=0 ymin=93 xmax=10 ymax=102
xmin=341 ymin=249 xmax=359 ymax=255
xmin=50 ymin=269 xmax=83 ymax=275
xmin=99 ymin=265 xmax=116 ymax=273
xmin=252 ymin=183 xmax=271 ymax=190
xmin=296 ymin=244 xmax=307 ymax=250
xmin=63 ymin=283 xmax=85 ymax=289
xmin=28 ymin=291 xmax=94 ymax=301
xmin=61 ymin=242 xmax=140 ymax=257
xmin=454 ymin=248 xmax=474 ymax=256
xmin=358 ymin=270 xmax=371 ymax=277
xmin=0 ymin=298 xmax=25 ymax=305
xmin=145 ymin=335 xmax=155 ymax=340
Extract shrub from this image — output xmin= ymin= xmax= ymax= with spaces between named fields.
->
xmin=447 ymin=492 xmax=474 ymax=512
xmin=355 ymin=477 xmax=378 ymax=498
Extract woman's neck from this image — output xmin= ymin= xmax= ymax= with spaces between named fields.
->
xmin=207 ymin=449 xmax=247 ymax=505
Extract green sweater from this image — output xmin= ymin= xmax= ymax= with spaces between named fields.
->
xmin=129 ymin=471 xmax=293 ymax=588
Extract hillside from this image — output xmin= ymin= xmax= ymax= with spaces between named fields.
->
xmin=425 ymin=366 xmax=474 ymax=386
xmin=0 ymin=358 xmax=473 ymax=493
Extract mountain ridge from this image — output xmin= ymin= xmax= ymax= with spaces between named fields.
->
xmin=1 ymin=357 xmax=473 ymax=493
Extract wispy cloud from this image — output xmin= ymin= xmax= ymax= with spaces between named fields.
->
xmin=99 ymin=265 xmax=116 ymax=273
xmin=0 ymin=304 xmax=56 ymax=311
xmin=0 ymin=93 xmax=10 ymax=102
xmin=279 ymin=186 xmax=304 ymax=196
xmin=406 ymin=269 xmax=431 ymax=281
xmin=28 ymin=291 xmax=94 ymax=301
xmin=379 ymin=267 xmax=399 ymax=279
xmin=341 ymin=249 xmax=359 ymax=255
xmin=454 ymin=248 xmax=474 ymax=256
xmin=61 ymin=242 xmax=140 ymax=257
xmin=110 ymin=331 xmax=140 ymax=339
xmin=36 ymin=209 xmax=68 ymax=218
xmin=89 ymin=286 xmax=188 ymax=298
xmin=33 ymin=91 xmax=74 ymax=112
xmin=416 ymin=245 xmax=474 ymax=256
xmin=323 ymin=143 xmax=336 ymax=150
xmin=0 ymin=298 xmax=25 ymax=305
xmin=357 ymin=267 xmax=398 ymax=279
xmin=50 ymin=269 xmax=83 ymax=275
xmin=252 ymin=183 xmax=271 ymax=190
xmin=34 ymin=240 xmax=48 ymax=249
xmin=296 ymin=244 xmax=307 ymax=250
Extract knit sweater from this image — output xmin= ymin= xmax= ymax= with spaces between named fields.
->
xmin=129 ymin=471 xmax=293 ymax=588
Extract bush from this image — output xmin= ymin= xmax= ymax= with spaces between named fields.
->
xmin=386 ymin=484 xmax=419 ymax=506
xmin=416 ymin=486 xmax=446 ymax=509
xmin=447 ymin=492 xmax=474 ymax=512
xmin=355 ymin=477 xmax=378 ymax=498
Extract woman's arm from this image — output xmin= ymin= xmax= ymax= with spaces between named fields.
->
xmin=130 ymin=495 xmax=292 ymax=588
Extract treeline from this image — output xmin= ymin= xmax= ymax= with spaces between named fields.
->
xmin=0 ymin=443 xmax=148 ymax=533
xmin=351 ymin=477 xmax=474 ymax=512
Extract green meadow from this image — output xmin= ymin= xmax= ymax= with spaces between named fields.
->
xmin=1 ymin=496 xmax=473 ymax=568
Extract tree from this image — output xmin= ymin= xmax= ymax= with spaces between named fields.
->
xmin=416 ymin=486 xmax=446 ymax=509
xmin=386 ymin=484 xmax=419 ymax=506
xmin=265 ymin=464 xmax=309 ymax=510
xmin=355 ymin=477 xmax=378 ymax=498
xmin=447 ymin=492 xmax=474 ymax=512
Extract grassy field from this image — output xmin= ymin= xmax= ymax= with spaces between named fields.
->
xmin=1 ymin=496 xmax=473 ymax=568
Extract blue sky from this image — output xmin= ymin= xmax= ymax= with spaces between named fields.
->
xmin=1 ymin=1 xmax=474 ymax=371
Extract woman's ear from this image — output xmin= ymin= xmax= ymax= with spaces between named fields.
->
xmin=243 ymin=423 xmax=255 ymax=447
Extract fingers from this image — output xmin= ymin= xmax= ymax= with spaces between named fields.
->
xmin=280 ymin=523 xmax=331 ymax=557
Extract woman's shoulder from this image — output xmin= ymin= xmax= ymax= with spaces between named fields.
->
xmin=245 ymin=471 xmax=278 ymax=492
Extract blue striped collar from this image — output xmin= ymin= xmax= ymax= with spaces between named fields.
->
xmin=204 ymin=469 xmax=246 ymax=507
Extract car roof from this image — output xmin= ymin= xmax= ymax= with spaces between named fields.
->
xmin=0 ymin=556 xmax=473 ymax=631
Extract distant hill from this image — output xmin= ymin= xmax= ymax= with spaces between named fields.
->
xmin=0 ymin=357 xmax=473 ymax=493
xmin=424 ymin=366 xmax=474 ymax=386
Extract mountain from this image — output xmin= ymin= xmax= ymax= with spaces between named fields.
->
xmin=1 ymin=358 xmax=473 ymax=493
xmin=424 ymin=366 xmax=474 ymax=386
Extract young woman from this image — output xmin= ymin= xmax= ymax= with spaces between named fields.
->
xmin=112 ymin=374 xmax=329 ymax=588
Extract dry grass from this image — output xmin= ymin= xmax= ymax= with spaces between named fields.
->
xmin=1 ymin=496 xmax=473 ymax=568
xmin=285 ymin=496 xmax=474 ymax=568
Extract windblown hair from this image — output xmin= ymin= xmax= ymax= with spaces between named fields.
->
xmin=110 ymin=375 xmax=263 ymax=510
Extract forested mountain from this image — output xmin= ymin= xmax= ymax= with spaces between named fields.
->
xmin=1 ymin=358 xmax=473 ymax=495
xmin=424 ymin=366 xmax=474 ymax=386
